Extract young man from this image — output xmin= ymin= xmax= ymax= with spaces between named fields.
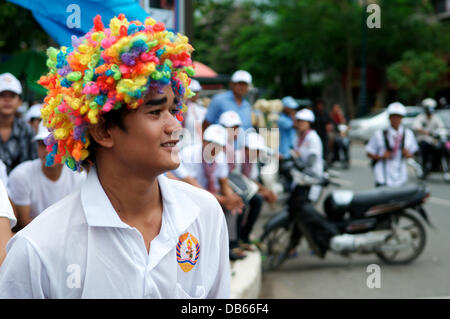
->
xmin=202 ymin=70 xmax=253 ymax=131
xmin=412 ymin=101 xmax=445 ymax=177
xmin=0 ymin=73 xmax=37 ymax=173
xmin=0 ymin=15 xmax=230 ymax=298
xmin=366 ymin=102 xmax=418 ymax=187
xmin=7 ymin=122 xmax=86 ymax=230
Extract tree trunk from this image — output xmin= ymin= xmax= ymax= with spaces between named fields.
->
xmin=345 ymin=38 xmax=356 ymax=119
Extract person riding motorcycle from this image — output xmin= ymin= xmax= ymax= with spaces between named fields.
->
xmin=286 ymin=108 xmax=339 ymax=258
xmin=412 ymin=98 xmax=445 ymax=177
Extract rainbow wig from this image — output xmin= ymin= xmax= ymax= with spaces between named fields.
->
xmin=38 ymin=14 xmax=195 ymax=172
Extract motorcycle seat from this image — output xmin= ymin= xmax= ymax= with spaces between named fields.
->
xmin=351 ymin=184 xmax=423 ymax=208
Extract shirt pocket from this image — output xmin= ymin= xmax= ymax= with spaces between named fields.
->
xmin=175 ymin=283 xmax=206 ymax=299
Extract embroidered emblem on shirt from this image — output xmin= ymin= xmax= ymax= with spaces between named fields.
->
xmin=176 ymin=232 xmax=200 ymax=272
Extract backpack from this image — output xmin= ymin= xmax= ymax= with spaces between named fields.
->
xmin=371 ymin=128 xmax=406 ymax=168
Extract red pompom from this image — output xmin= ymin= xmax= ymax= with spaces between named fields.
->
xmin=93 ymin=15 xmax=104 ymax=32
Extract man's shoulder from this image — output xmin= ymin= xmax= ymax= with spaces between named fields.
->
xmin=14 ymin=117 xmax=35 ymax=136
xmin=16 ymin=190 xmax=85 ymax=245
xmin=9 ymin=159 xmax=39 ymax=178
xmin=163 ymin=177 xmax=222 ymax=216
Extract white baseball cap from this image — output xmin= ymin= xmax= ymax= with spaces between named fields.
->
xmin=218 ymin=111 xmax=242 ymax=128
xmin=0 ymin=72 xmax=22 ymax=95
xmin=245 ymin=132 xmax=273 ymax=154
xmin=387 ymin=102 xmax=406 ymax=116
xmin=231 ymin=70 xmax=252 ymax=84
xmin=295 ymin=108 xmax=315 ymax=123
xmin=203 ymin=124 xmax=227 ymax=147
xmin=24 ymin=103 xmax=42 ymax=122
xmin=33 ymin=121 xmax=50 ymax=141
xmin=189 ymin=79 xmax=202 ymax=92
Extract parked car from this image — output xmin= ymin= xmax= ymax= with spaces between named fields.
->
xmin=349 ymin=106 xmax=423 ymax=142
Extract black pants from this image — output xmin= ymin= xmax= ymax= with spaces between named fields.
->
xmin=419 ymin=140 xmax=436 ymax=173
xmin=288 ymin=186 xmax=339 ymax=253
xmin=237 ymin=193 xmax=264 ymax=244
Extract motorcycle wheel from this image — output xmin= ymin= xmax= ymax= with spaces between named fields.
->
xmin=375 ymin=212 xmax=426 ymax=265
xmin=259 ymin=224 xmax=293 ymax=271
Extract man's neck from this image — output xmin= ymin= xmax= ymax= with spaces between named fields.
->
xmin=41 ymin=163 xmax=64 ymax=181
xmin=0 ymin=115 xmax=15 ymax=128
xmin=96 ymin=161 xmax=163 ymax=228
xmin=232 ymin=91 xmax=243 ymax=105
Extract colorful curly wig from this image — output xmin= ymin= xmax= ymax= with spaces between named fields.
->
xmin=38 ymin=14 xmax=195 ymax=172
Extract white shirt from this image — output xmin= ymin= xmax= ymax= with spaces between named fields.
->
xmin=366 ymin=125 xmax=418 ymax=187
xmin=294 ymin=130 xmax=324 ymax=178
xmin=0 ymin=167 xmax=230 ymax=298
xmin=0 ymin=160 xmax=7 ymax=187
xmin=181 ymin=101 xmax=207 ymax=148
xmin=0 ymin=180 xmax=16 ymax=229
xmin=173 ymin=144 xmax=229 ymax=191
xmin=7 ymin=159 xmax=86 ymax=219
xmin=412 ymin=113 xmax=445 ymax=144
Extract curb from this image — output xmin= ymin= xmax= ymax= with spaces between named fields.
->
xmin=230 ymin=249 xmax=262 ymax=299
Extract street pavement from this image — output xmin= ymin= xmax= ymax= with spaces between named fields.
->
xmin=253 ymin=142 xmax=450 ymax=299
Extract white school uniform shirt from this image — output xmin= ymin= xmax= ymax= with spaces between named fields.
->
xmin=0 ymin=180 xmax=16 ymax=229
xmin=365 ymin=125 xmax=418 ymax=187
xmin=293 ymin=129 xmax=324 ymax=178
xmin=180 ymin=101 xmax=207 ymax=148
xmin=173 ymin=144 xmax=229 ymax=191
xmin=0 ymin=167 xmax=230 ymax=298
xmin=7 ymin=159 xmax=86 ymax=219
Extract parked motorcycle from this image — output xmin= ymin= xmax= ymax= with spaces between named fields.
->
xmin=411 ymin=128 xmax=450 ymax=183
xmin=259 ymin=156 xmax=432 ymax=271
xmin=330 ymin=124 xmax=350 ymax=169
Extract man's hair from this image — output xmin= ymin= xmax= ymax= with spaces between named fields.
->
xmin=38 ymin=14 xmax=195 ymax=171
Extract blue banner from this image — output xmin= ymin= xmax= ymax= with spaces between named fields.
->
xmin=9 ymin=0 xmax=150 ymax=46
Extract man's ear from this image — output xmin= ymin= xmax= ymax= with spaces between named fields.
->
xmin=88 ymin=118 xmax=114 ymax=149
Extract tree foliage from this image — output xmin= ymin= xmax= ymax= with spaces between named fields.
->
xmin=387 ymin=50 xmax=448 ymax=104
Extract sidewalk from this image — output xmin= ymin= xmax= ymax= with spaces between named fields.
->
xmin=230 ymin=249 xmax=262 ymax=299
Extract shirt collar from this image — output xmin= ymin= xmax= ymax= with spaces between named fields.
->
xmin=81 ymin=167 xmax=200 ymax=236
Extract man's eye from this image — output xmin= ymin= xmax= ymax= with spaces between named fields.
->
xmin=148 ymin=109 xmax=161 ymax=116
xmin=170 ymin=108 xmax=179 ymax=116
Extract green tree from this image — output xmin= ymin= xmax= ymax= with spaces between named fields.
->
xmin=387 ymin=50 xmax=448 ymax=104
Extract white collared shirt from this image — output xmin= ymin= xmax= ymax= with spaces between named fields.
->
xmin=172 ymin=144 xmax=229 ymax=190
xmin=366 ymin=125 xmax=418 ymax=187
xmin=0 ymin=167 xmax=230 ymax=298
xmin=293 ymin=129 xmax=324 ymax=178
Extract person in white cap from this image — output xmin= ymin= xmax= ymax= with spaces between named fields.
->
xmin=23 ymin=103 xmax=43 ymax=134
xmin=0 ymin=72 xmax=38 ymax=173
xmin=232 ymin=132 xmax=277 ymax=250
xmin=287 ymin=108 xmax=338 ymax=258
xmin=172 ymin=124 xmax=245 ymax=260
xmin=6 ymin=122 xmax=86 ymax=230
xmin=181 ymin=79 xmax=207 ymax=148
xmin=366 ymin=102 xmax=418 ymax=187
xmin=202 ymin=70 xmax=253 ymax=132
xmin=412 ymin=98 xmax=445 ymax=177
xmin=293 ymin=108 xmax=324 ymax=179
xmin=218 ymin=110 xmax=245 ymax=172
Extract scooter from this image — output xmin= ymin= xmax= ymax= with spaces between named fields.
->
xmin=412 ymin=128 xmax=450 ymax=183
xmin=259 ymin=156 xmax=432 ymax=271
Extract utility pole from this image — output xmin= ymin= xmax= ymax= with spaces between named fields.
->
xmin=359 ymin=0 xmax=368 ymax=117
